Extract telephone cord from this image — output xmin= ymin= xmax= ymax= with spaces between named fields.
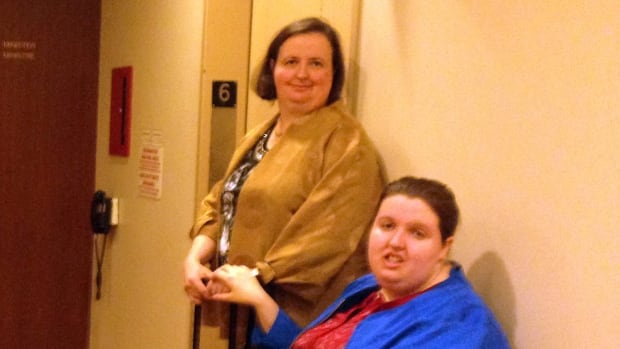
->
xmin=94 ymin=233 xmax=108 ymax=300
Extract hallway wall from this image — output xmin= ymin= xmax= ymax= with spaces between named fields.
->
xmin=91 ymin=1 xmax=203 ymax=348
xmin=357 ymin=2 xmax=619 ymax=348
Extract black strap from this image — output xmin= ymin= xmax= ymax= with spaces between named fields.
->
xmin=229 ymin=304 xmax=237 ymax=349
xmin=192 ymin=305 xmax=202 ymax=349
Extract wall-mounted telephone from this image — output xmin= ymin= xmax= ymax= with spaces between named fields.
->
xmin=90 ymin=190 xmax=118 ymax=300
xmin=91 ymin=190 xmax=112 ymax=234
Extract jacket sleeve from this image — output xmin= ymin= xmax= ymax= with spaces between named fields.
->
xmin=251 ymin=310 xmax=302 ymax=349
xmin=253 ymin=274 xmax=377 ymax=348
xmin=189 ymin=178 xmax=223 ymax=241
xmin=255 ymin=125 xmax=384 ymax=303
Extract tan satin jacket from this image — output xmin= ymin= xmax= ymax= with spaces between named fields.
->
xmin=191 ymin=101 xmax=385 ymax=328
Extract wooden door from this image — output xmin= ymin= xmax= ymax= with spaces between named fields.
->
xmin=0 ymin=1 xmax=100 ymax=348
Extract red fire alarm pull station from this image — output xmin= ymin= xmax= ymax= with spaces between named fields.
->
xmin=109 ymin=66 xmax=133 ymax=156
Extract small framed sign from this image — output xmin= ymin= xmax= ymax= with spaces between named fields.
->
xmin=212 ymin=80 xmax=237 ymax=107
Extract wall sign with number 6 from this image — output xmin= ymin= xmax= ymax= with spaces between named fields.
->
xmin=212 ymin=80 xmax=237 ymax=107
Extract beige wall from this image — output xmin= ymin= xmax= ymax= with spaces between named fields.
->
xmin=92 ymin=1 xmax=203 ymax=348
xmin=358 ymin=2 xmax=620 ymax=348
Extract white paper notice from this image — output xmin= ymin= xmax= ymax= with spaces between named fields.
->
xmin=138 ymin=130 xmax=163 ymax=199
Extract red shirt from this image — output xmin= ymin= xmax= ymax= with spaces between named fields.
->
xmin=292 ymin=290 xmax=421 ymax=349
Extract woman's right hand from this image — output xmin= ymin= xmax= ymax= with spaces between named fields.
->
xmin=183 ymin=257 xmax=213 ymax=304
xmin=183 ymin=235 xmax=217 ymax=304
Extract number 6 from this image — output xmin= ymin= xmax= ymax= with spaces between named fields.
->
xmin=218 ymin=83 xmax=230 ymax=102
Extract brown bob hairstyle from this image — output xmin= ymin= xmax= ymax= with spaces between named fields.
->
xmin=255 ymin=17 xmax=345 ymax=106
xmin=380 ymin=176 xmax=460 ymax=243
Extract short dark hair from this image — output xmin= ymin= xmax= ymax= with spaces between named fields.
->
xmin=255 ymin=17 xmax=345 ymax=105
xmin=381 ymin=176 xmax=460 ymax=243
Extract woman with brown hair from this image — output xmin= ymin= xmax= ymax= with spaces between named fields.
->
xmin=183 ymin=17 xmax=384 ymax=347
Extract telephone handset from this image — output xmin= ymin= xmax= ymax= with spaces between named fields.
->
xmin=91 ymin=190 xmax=112 ymax=234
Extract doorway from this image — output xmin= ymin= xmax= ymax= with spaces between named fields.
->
xmin=0 ymin=1 xmax=101 ymax=348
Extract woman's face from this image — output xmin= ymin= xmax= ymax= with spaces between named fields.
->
xmin=368 ymin=194 xmax=453 ymax=301
xmin=272 ymin=32 xmax=333 ymax=116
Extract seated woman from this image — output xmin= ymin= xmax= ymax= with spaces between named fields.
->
xmin=205 ymin=176 xmax=510 ymax=348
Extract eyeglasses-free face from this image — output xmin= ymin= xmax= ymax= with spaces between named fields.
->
xmin=272 ymin=32 xmax=334 ymax=117
xmin=368 ymin=194 xmax=454 ymax=301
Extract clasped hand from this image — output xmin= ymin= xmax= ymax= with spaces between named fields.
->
xmin=204 ymin=264 xmax=264 ymax=307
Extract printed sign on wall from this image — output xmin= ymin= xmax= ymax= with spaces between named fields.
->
xmin=138 ymin=130 xmax=163 ymax=199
